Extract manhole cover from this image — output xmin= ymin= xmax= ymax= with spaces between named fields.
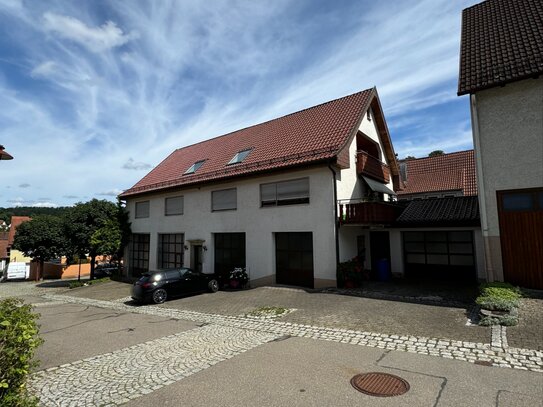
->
xmin=350 ymin=372 xmax=410 ymax=397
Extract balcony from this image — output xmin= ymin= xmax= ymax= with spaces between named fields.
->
xmin=338 ymin=200 xmax=406 ymax=225
xmin=356 ymin=151 xmax=390 ymax=183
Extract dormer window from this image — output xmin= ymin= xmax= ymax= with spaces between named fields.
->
xmin=184 ymin=160 xmax=205 ymax=175
xmin=228 ymin=149 xmax=252 ymax=165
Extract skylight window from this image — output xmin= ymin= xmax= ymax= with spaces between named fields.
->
xmin=228 ymin=149 xmax=252 ymax=165
xmin=184 ymin=160 xmax=205 ymax=175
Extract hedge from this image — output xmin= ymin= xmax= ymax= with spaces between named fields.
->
xmin=0 ymin=298 xmax=43 ymax=407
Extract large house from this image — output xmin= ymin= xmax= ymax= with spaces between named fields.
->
xmin=458 ymin=0 xmax=543 ymax=289
xmin=121 ymin=88 xmax=404 ymax=288
xmin=121 ymin=88 xmax=487 ymax=287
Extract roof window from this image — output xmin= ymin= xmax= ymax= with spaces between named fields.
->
xmin=184 ymin=160 xmax=205 ymax=175
xmin=228 ymin=149 xmax=252 ymax=165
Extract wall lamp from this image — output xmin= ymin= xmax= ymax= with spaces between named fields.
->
xmin=184 ymin=245 xmax=189 ymax=251
xmin=203 ymin=245 xmax=208 ymax=251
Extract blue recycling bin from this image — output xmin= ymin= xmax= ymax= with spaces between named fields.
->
xmin=377 ymin=258 xmax=390 ymax=282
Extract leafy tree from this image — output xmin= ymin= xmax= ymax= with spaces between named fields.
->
xmin=12 ymin=216 xmax=66 ymax=281
xmin=65 ymin=199 xmax=130 ymax=280
xmin=404 ymin=155 xmax=416 ymax=160
xmin=428 ymin=150 xmax=444 ymax=157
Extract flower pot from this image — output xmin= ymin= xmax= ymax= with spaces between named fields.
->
xmin=229 ymin=279 xmax=240 ymax=289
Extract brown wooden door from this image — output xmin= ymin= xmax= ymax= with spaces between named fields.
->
xmin=497 ymin=188 xmax=543 ymax=289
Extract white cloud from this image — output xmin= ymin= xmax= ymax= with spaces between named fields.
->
xmin=30 ymin=61 xmax=56 ymax=78
xmin=0 ymin=0 xmax=479 ymax=208
xmin=97 ymin=189 xmax=123 ymax=197
xmin=43 ymin=12 xmax=137 ymax=53
xmin=122 ymin=158 xmax=152 ymax=170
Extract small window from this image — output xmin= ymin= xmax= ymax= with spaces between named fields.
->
xmin=135 ymin=201 xmax=150 ymax=218
xmin=184 ymin=160 xmax=205 ymax=175
xmin=165 ymin=196 xmax=183 ymax=216
xmin=212 ymin=188 xmax=237 ymax=211
xmin=502 ymin=193 xmax=533 ymax=211
xmin=228 ymin=149 xmax=252 ymax=165
xmin=260 ymin=178 xmax=309 ymax=207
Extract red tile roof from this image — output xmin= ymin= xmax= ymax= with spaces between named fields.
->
xmin=121 ymin=89 xmax=377 ymax=197
xmin=8 ymin=216 xmax=31 ymax=245
xmin=458 ymin=0 xmax=543 ymax=95
xmin=397 ymin=150 xmax=477 ymax=197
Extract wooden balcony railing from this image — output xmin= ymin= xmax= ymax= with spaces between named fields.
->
xmin=356 ymin=151 xmax=390 ymax=183
xmin=338 ymin=200 xmax=406 ymax=225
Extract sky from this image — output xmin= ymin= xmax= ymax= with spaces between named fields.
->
xmin=0 ymin=0 xmax=479 ymax=208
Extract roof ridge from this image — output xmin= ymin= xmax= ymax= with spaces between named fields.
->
xmin=173 ymin=88 xmax=374 ymax=153
xmin=402 ymin=149 xmax=474 ymax=162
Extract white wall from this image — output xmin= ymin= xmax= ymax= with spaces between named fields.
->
xmin=335 ymin=108 xmax=395 ymax=202
xmin=471 ymin=77 xmax=543 ymax=281
xmin=126 ymin=165 xmax=337 ymax=285
xmin=473 ymin=78 xmax=543 ymax=236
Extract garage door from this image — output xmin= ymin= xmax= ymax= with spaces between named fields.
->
xmin=403 ymin=231 xmax=476 ymax=282
xmin=275 ymin=232 xmax=314 ymax=288
xmin=497 ymin=188 xmax=543 ymax=289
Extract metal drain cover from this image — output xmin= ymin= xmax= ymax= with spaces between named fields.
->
xmin=350 ymin=372 xmax=410 ymax=397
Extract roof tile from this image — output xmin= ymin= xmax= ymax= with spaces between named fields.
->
xmin=121 ymin=89 xmax=375 ymax=197
xmin=458 ymin=0 xmax=543 ymax=95
xmin=398 ymin=150 xmax=477 ymax=197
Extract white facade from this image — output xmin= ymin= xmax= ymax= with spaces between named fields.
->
xmin=126 ymin=166 xmax=337 ymax=287
xmin=470 ymin=77 xmax=543 ymax=281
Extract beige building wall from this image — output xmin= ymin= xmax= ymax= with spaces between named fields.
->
xmin=470 ymin=77 xmax=543 ymax=281
xmin=126 ymin=166 xmax=337 ymax=287
xmin=9 ymin=249 xmax=32 ymax=263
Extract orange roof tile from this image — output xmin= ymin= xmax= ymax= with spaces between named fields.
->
xmin=121 ymin=89 xmax=377 ymax=197
xmin=398 ymin=150 xmax=477 ymax=196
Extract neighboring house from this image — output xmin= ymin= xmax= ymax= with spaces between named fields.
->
xmin=458 ymin=0 xmax=543 ymax=289
xmin=0 ymin=231 xmax=8 ymax=271
xmin=397 ymin=151 xmax=477 ymax=200
xmin=120 ymin=88 xmax=403 ymax=288
xmin=340 ymin=150 xmax=484 ymax=282
xmin=7 ymin=216 xmax=32 ymax=263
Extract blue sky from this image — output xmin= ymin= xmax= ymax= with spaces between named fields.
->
xmin=0 ymin=0 xmax=478 ymax=208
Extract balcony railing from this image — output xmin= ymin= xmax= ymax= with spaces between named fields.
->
xmin=338 ymin=200 xmax=406 ymax=225
xmin=356 ymin=151 xmax=390 ymax=183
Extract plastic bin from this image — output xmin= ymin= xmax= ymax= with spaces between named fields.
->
xmin=377 ymin=258 xmax=390 ymax=282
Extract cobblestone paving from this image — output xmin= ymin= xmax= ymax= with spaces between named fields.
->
xmin=31 ymin=325 xmax=279 ymax=407
xmin=43 ymin=294 xmax=543 ymax=373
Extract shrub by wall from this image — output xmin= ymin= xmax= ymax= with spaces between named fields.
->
xmin=0 ymin=298 xmax=43 ymax=407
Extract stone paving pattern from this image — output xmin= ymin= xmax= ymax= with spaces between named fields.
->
xmin=31 ymin=325 xmax=278 ymax=406
xmin=43 ymin=293 xmax=543 ymax=373
xmin=507 ymin=298 xmax=543 ymax=351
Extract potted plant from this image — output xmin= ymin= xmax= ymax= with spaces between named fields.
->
xmin=229 ymin=267 xmax=249 ymax=289
xmin=337 ymin=256 xmax=364 ymax=288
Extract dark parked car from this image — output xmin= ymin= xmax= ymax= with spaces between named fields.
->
xmin=131 ymin=268 xmax=219 ymax=304
xmin=94 ymin=263 xmax=118 ymax=278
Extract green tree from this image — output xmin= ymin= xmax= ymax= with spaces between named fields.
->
xmin=404 ymin=155 xmax=416 ymax=160
xmin=428 ymin=150 xmax=444 ymax=157
xmin=65 ymin=199 xmax=130 ymax=280
xmin=12 ymin=216 xmax=66 ymax=281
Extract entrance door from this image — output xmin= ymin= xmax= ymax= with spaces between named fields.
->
xmin=214 ymin=233 xmax=246 ymax=286
xmin=370 ymin=231 xmax=390 ymax=278
xmin=191 ymin=245 xmax=203 ymax=273
xmin=497 ymin=188 xmax=543 ymax=289
xmin=275 ymin=232 xmax=314 ymax=288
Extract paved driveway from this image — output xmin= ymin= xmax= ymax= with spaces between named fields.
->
xmin=1 ymin=280 xmax=542 ymax=406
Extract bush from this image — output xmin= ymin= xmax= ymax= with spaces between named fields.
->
xmin=0 ymin=298 xmax=43 ymax=406
xmin=229 ymin=268 xmax=249 ymax=288
xmin=337 ymin=256 xmax=365 ymax=288
xmin=476 ymin=282 xmax=521 ymax=311
xmin=69 ymin=277 xmax=110 ymax=289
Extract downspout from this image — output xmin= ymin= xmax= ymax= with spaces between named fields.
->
xmin=328 ymin=163 xmax=340 ymax=268
xmin=470 ymin=94 xmax=494 ymax=282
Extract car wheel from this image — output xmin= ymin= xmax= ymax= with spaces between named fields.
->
xmin=208 ymin=279 xmax=219 ymax=293
xmin=152 ymin=288 xmax=167 ymax=304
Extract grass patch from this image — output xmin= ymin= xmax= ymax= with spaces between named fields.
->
xmin=246 ymin=306 xmax=290 ymax=318
xmin=476 ymin=282 xmax=521 ymax=326
xmin=69 ymin=277 xmax=110 ymax=289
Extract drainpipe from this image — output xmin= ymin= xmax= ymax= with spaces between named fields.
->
xmin=328 ymin=163 xmax=340 ymax=267
xmin=471 ymin=94 xmax=493 ymax=282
